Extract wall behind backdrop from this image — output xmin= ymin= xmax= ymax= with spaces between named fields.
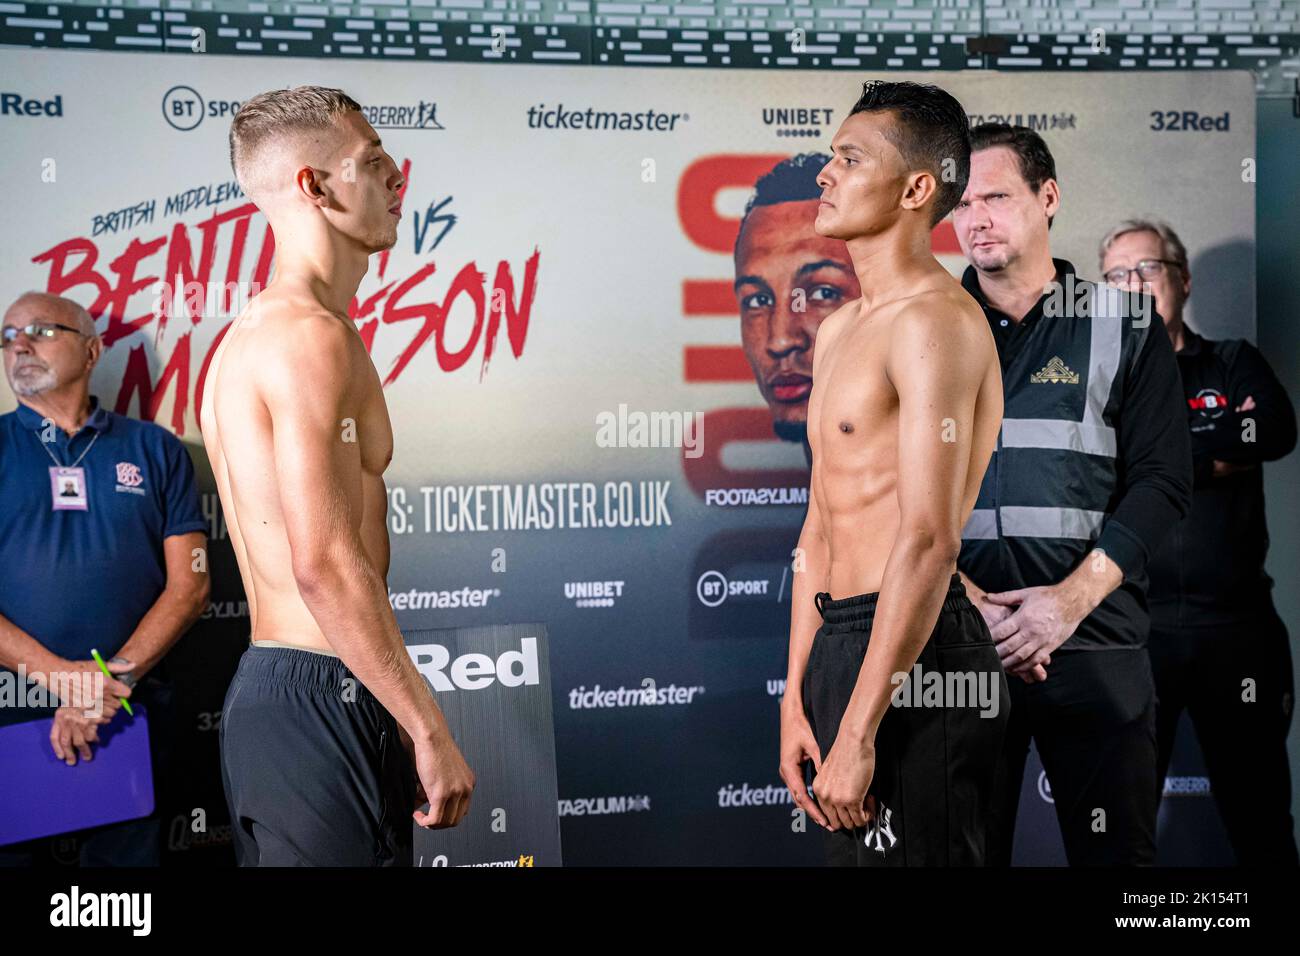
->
xmin=0 ymin=45 xmax=1281 ymax=864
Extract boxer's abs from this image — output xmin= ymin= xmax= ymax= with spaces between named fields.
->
xmin=815 ymin=450 xmax=986 ymax=599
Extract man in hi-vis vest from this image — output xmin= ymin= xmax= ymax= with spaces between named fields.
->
xmin=951 ymin=124 xmax=1192 ymax=866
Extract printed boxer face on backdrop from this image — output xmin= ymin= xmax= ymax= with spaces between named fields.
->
xmin=953 ymin=145 xmax=1058 ymax=274
xmin=1 ymin=294 xmax=99 ymax=399
xmin=735 ymin=199 xmax=858 ymax=440
xmin=1101 ymin=228 xmax=1190 ymax=329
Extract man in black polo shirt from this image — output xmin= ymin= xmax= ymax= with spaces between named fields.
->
xmin=951 ymin=125 xmax=1192 ymax=865
xmin=1101 ymin=218 xmax=1298 ymax=865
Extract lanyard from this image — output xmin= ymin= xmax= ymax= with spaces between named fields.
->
xmin=34 ymin=428 xmax=99 ymax=469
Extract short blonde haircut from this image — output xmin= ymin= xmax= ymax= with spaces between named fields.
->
xmin=229 ymin=86 xmax=362 ymax=193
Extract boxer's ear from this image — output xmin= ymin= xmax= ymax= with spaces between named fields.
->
xmin=295 ymin=165 xmax=328 ymax=205
xmin=901 ymin=169 xmax=938 ymax=218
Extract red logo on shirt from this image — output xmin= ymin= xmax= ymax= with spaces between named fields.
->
xmin=1188 ymin=388 xmax=1227 ymax=420
xmin=115 ymin=462 xmax=144 ymax=487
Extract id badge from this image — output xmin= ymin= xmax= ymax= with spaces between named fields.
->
xmin=50 ymin=466 xmax=88 ymax=511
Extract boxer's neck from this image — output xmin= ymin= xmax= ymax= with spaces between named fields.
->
xmin=844 ymin=222 xmax=941 ymax=314
xmin=266 ymin=219 xmax=371 ymax=318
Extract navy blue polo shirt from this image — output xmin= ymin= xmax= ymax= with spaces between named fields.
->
xmin=0 ymin=395 xmax=208 ymax=664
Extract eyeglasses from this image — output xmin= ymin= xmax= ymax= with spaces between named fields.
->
xmin=0 ymin=322 xmax=87 ymax=349
xmin=1102 ymin=259 xmax=1181 ymax=286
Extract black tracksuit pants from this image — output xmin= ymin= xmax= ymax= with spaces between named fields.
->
xmin=802 ymin=574 xmax=1009 ymax=866
xmin=1149 ymin=606 xmax=1299 ymax=866
xmin=986 ymin=647 xmax=1159 ymax=866
xmin=220 ymin=645 xmax=417 ymax=867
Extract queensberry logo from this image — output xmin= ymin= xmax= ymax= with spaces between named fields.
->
xmin=361 ymin=102 xmax=444 ymax=130
xmin=527 ymin=103 xmax=688 ymax=132
xmin=1150 ymin=110 xmax=1230 ymax=131
xmin=1 ymin=92 xmax=63 ymax=117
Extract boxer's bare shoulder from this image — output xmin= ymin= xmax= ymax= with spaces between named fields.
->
xmin=885 ymin=285 xmax=993 ymax=367
xmin=208 ymin=292 xmax=386 ymax=433
xmin=252 ymin=302 xmax=395 ymax=493
xmin=883 ymin=284 xmax=1002 ymax=516
xmin=256 ymin=306 xmax=368 ymax=401
xmin=881 ymin=284 xmax=1000 ymax=408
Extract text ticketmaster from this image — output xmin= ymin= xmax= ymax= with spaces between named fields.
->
xmin=389 ymin=481 xmax=673 ymax=533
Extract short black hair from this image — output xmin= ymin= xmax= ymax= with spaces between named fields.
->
xmin=969 ymin=123 xmax=1058 ymax=227
xmin=847 ymin=80 xmax=971 ymax=226
xmin=734 ymin=153 xmax=831 ymax=257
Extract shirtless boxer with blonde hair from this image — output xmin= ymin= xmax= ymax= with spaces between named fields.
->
xmin=201 ymin=87 xmax=473 ymax=866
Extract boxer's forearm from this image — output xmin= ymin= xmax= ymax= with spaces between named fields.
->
xmin=293 ymin=549 xmax=448 ymax=743
xmin=837 ymin=533 xmax=959 ymax=747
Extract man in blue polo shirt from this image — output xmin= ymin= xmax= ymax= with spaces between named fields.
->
xmin=0 ymin=291 xmax=210 ymax=866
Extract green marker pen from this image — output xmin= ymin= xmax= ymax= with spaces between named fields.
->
xmin=90 ymin=648 xmax=133 ymax=717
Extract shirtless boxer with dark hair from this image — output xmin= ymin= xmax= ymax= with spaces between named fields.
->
xmin=778 ymin=80 xmax=1009 ymax=866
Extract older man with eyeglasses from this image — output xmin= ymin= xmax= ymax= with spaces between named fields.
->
xmin=0 ymin=290 xmax=209 ymax=867
xmin=1101 ymin=221 xmax=1299 ymax=866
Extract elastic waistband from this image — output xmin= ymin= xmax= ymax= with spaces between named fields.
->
xmin=815 ymin=573 xmax=970 ymax=631
xmin=235 ymin=644 xmax=375 ymax=702
xmin=252 ymin=638 xmax=338 ymax=657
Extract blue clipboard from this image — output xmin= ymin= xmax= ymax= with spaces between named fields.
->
xmin=0 ymin=705 xmax=154 ymax=846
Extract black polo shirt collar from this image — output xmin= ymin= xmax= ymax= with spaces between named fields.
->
xmin=961 ymin=257 xmax=1077 ymax=356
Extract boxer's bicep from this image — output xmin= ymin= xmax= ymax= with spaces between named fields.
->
xmin=888 ymin=304 xmax=984 ymax=545
xmin=261 ymin=318 xmax=364 ymax=578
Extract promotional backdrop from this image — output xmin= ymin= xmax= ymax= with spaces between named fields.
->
xmin=0 ymin=48 xmax=1256 ymax=864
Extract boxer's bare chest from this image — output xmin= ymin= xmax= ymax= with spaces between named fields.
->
xmin=810 ymin=309 xmax=899 ymax=458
